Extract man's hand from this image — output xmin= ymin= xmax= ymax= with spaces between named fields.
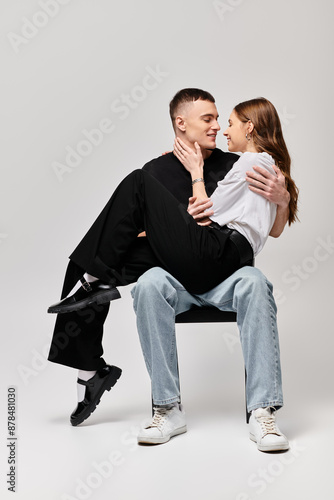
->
xmin=245 ymin=164 xmax=290 ymax=207
xmin=187 ymin=196 xmax=214 ymax=226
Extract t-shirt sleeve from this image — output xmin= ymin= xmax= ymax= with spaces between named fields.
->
xmin=210 ymin=153 xmax=276 ymax=224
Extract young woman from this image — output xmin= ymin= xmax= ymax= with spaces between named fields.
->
xmin=48 ymin=97 xmax=298 ymax=314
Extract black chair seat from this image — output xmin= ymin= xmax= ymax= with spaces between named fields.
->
xmin=176 ymin=307 xmax=236 ymax=323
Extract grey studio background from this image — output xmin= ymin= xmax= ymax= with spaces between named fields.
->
xmin=0 ymin=1 xmax=333 ymax=499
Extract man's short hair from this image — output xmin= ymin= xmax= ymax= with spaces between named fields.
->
xmin=169 ymin=88 xmax=215 ymax=129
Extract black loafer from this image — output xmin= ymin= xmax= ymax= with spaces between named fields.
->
xmin=70 ymin=365 xmax=122 ymax=426
xmin=47 ymin=280 xmax=121 ymax=314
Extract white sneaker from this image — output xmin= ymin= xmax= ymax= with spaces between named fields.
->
xmin=249 ymin=407 xmax=289 ymax=452
xmin=137 ymin=403 xmax=187 ymax=444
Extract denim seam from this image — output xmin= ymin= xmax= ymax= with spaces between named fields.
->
xmin=267 ymin=282 xmax=280 ymax=403
xmin=169 ymin=330 xmax=176 ymax=368
xmin=162 ymin=290 xmax=177 ymax=369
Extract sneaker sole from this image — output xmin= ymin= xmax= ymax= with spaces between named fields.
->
xmin=48 ymin=288 xmax=121 ymax=314
xmin=71 ymin=366 xmax=122 ymax=426
xmin=249 ymin=433 xmax=290 ymax=452
xmin=137 ymin=425 xmax=187 ymax=445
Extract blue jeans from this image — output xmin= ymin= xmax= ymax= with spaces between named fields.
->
xmin=131 ymin=266 xmax=283 ymax=412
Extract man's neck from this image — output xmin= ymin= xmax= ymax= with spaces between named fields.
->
xmin=202 ymin=148 xmax=214 ymax=160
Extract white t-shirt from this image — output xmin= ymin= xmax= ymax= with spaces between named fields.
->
xmin=209 ymin=152 xmax=277 ymax=256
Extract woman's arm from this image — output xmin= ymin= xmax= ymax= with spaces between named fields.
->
xmin=246 ymin=164 xmax=290 ymax=237
xmin=269 ymin=204 xmax=289 ymax=237
xmin=173 ymin=139 xmax=208 ymax=199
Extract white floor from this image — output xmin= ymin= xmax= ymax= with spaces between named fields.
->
xmin=2 ymin=351 xmax=333 ymax=500
xmin=1 ymin=285 xmax=333 ymax=500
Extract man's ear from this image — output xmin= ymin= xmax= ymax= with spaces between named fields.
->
xmin=175 ymin=115 xmax=186 ymax=132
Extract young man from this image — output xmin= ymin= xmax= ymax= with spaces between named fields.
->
xmin=47 ymin=88 xmax=290 ymax=452
xmin=131 ymin=89 xmax=290 ymax=452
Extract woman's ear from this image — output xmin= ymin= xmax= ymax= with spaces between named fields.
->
xmin=247 ymin=120 xmax=254 ymax=134
xmin=175 ymin=115 xmax=186 ymax=132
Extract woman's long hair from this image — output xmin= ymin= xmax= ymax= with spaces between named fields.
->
xmin=234 ymin=97 xmax=299 ymax=225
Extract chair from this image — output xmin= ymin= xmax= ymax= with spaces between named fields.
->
xmin=175 ymin=307 xmax=250 ymax=423
xmin=151 ymin=258 xmax=255 ymax=422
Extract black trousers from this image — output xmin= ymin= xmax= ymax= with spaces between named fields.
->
xmin=48 ymin=169 xmax=245 ymax=369
xmin=48 ymin=237 xmax=160 ymax=370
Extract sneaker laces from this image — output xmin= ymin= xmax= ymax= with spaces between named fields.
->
xmin=146 ymin=407 xmax=170 ymax=431
xmin=256 ymin=409 xmax=281 ymax=437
